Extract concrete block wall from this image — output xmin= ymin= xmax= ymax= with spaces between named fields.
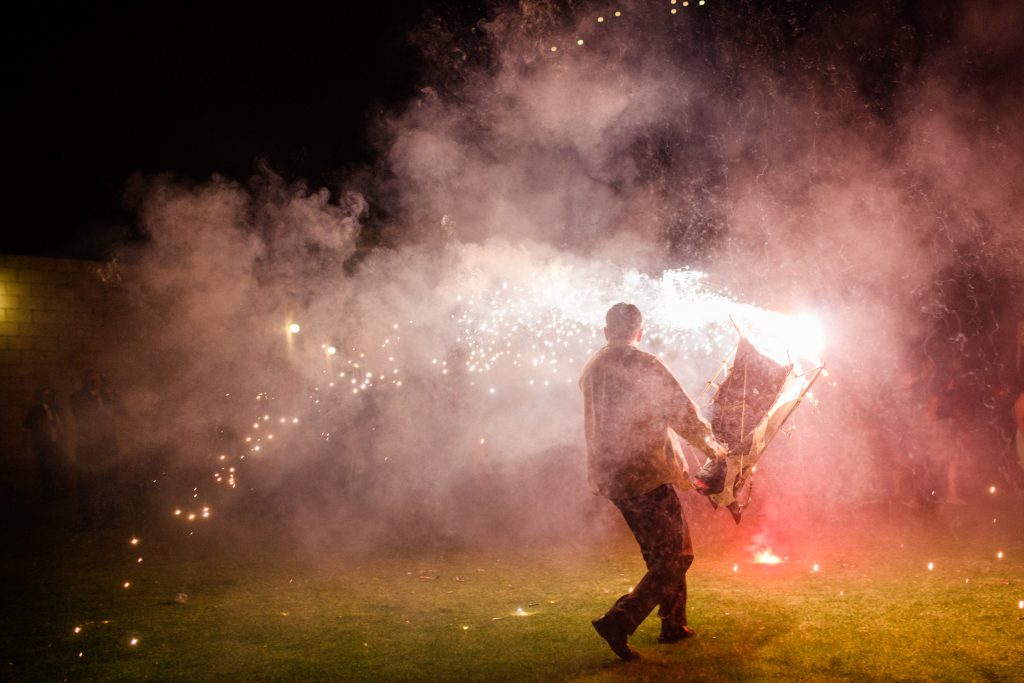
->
xmin=0 ymin=254 xmax=123 ymax=487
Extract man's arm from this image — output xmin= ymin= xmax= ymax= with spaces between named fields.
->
xmin=656 ymin=362 xmax=729 ymax=461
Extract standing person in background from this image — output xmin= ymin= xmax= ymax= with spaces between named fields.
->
xmin=928 ymin=359 xmax=976 ymax=505
xmin=71 ymin=370 xmax=125 ymax=528
xmin=23 ymin=388 xmax=67 ymax=501
xmin=580 ymin=303 xmax=729 ymax=661
xmin=1014 ymin=384 xmax=1024 ymax=475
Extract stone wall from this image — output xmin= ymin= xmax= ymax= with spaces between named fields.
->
xmin=0 ymin=254 xmax=123 ymax=489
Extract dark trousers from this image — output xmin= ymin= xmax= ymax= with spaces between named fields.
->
xmin=33 ymin=442 xmax=66 ymax=500
xmin=76 ymin=465 xmax=123 ymax=528
xmin=602 ymin=484 xmax=694 ymax=634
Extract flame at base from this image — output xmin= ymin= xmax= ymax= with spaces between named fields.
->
xmin=752 ymin=548 xmax=783 ymax=564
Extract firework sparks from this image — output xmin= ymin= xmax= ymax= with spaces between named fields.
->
xmin=167 ymin=258 xmax=827 ymax=526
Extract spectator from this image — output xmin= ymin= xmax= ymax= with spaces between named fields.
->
xmin=70 ymin=370 xmax=126 ymax=528
xmin=1014 ymin=384 xmax=1024 ymax=474
xmin=23 ymin=388 xmax=67 ymax=500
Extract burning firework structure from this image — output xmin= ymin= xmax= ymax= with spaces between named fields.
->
xmin=694 ymin=332 xmax=826 ymax=522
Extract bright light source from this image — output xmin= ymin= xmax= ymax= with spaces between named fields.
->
xmin=288 ymin=323 xmax=301 ymax=334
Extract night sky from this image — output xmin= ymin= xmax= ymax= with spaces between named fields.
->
xmin=6 ymin=0 xmax=450 ymax=259
xmin=5 ymin=1 xmax=1019 ymax=260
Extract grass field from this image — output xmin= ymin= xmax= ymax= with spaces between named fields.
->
xmin=4 ymin=500 xmax=1024 ymax=682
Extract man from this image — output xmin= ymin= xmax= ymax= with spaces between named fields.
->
xmin=71 ymin=370 xmax=125 ymax=528
xmin=580 ymin=302 xmax=728 ymax=661
xmin=1014 ymin=383 xmax=1024 ymax=474
xmin=23 ymin=388 xmax=66 ymax=500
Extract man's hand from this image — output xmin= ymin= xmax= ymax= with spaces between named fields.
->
xmin=704 ymin=436 xmax=730 ymax=462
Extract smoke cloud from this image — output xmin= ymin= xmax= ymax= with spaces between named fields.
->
xmin=109 ymin=0 xmax=1023 ymax=555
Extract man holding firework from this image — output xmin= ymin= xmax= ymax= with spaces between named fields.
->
xmin=580 ymin=302 xmax=728 ymax=661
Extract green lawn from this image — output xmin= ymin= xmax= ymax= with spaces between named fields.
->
xmin=4 ymin=505 xmax=1024 ymax=682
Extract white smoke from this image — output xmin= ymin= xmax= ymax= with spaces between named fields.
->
xmin=111 ymin=0 xmax=1023 ymax=550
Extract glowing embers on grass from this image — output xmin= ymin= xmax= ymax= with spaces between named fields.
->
xmin=733 ymin=551 xmax=824 ymax=571
xmin=751 ymin=548 xmax=784 ymax=565
xmin=491 ymin=605 xmax=539 ymax=621
xmin=173 ymin=506 xmax=211 ymax=522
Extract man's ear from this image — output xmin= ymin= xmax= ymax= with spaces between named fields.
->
xmin=635 ymin=328 xmax=643 ymax=343
xmin=603 ymin=327 xmax=610 ymax=342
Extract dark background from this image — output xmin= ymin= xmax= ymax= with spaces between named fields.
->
xmin=3 ymin=1 xmax=1016 ymax=261
xmin=4 ymin=0 xmax=458 ymax=259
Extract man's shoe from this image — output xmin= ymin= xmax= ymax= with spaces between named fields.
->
xmin=658 ymin=625 xmax=696 ymax=644
xmin=592 ymin=617 xmax=640 ymax=661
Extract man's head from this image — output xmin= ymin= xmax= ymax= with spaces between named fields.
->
xmin=604 ymin=302 xmax=643 ymax=345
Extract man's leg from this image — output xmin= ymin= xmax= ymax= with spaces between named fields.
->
xmin=593 ymin=484 xmax=693 ymax=654
xmin=656 ymin=493 xmax=694 ymax=641
xmin=76 ymin=471 xmax=97 ymax=530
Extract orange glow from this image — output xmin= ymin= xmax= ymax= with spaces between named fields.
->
xmin=752 ymin=548 xmax=782 ymax=564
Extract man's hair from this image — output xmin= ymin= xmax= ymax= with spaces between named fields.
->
xmin=605 ymin=302 xmax=643 ymax=342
